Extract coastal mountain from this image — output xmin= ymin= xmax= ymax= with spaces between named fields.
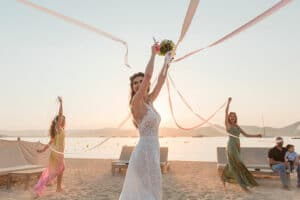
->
xmin=241 ymin=121 xmax=300 ymax=137
xmin=1 ymin=122 xmax=299 ymax=137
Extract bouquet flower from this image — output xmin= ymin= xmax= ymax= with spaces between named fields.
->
xmin=157 ymin=39 xmax=175 ymax=56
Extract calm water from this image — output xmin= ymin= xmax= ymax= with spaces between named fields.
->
xmin=3 ymin=137 xmax=300 ymax=162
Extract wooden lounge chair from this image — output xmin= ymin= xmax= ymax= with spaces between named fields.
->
xmin=0 ymin=165 xmax=44 ymax=176
xmin=7 ymin=168 xmax=44 ymax=190
xmin=111 ymin=146 xmax=134 ymax=175
xmin=111 ymin=146 xmax=170 ymax=175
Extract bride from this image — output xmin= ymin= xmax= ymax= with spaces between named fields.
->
xmin=119 ymin=43 xmax=172 ymax=200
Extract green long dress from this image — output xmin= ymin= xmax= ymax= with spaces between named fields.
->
xmin=221 ymin=125 xmax=258 ymax=188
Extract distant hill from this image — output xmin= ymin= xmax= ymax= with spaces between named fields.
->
xmin=241 ymin=121 xmax=300 ymax=137
xmin=1 ymin=121 xmax=299 ymax=137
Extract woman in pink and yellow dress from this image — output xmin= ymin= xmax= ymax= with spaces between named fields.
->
xmin=34 ymin=96 xmax=65 ymax=197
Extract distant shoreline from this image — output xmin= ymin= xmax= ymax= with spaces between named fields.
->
xmin=1 ymin=121 xmax=299 ymax=137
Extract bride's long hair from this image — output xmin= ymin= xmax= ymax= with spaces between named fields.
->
xmin=129 ymin=72 xmax=150 ymax=128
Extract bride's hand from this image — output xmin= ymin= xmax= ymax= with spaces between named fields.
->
xmin=152 ymin=43 xmax=160 ymax=55
xmin=164 ymin=52 xmax=174 ymax=65
xmin=57 ymin=96 xmax=62 ymax=103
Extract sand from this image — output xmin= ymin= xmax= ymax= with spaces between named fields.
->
xmin=0 ymin=159 xmax=299 ymax=200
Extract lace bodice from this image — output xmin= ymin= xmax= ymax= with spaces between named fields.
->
xmin=138 ymin=104 xmax=161 ymax=137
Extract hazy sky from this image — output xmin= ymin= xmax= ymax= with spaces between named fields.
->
xmin=1 ymin=0 xmax=299 ymax=130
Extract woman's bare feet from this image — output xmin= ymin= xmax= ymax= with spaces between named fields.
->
xmin=283 ymin=185 xmax=291 ymax=191
xmin=221 ymin=180 xmax=226 ymax=189
xmin=56 ymin=188 xmax=64 ymax=193
xmin=241 ymin=187 xmax=251 ymax=193
xmin=30 ymin=189 xmax=40 ymax=199
xmin=33 ymin=193 xmax=40 ymax=199
xmin=46 ymin=181 xmax=54 ymax=186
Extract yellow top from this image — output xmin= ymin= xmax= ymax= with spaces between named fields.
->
xmin=54 ymin=128 xmax=65 ymax=152
xmin=49 ymin=128 xmax=65 ymax=167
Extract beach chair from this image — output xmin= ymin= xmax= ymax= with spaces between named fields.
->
xmin=111 ymin=146 xmax=170 ymax=175
xmin=0 ymin=139 xmax=48 ymax=190
xmin=7 ymin=168 xmax=45 ymax=190
xmin=216 ymin=147 xmax=290 ymax=177
xmin=111 ymin=146 xmax=134 ymax=175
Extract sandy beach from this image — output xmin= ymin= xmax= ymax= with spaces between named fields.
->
xmin=1 ymin=0 xmax=299 ymax=200
xmin=0 ymin=159 xmax=299 ymax=200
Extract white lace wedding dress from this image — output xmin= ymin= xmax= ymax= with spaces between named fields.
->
xmin=119 ymin=103 xmax=162 ymax=200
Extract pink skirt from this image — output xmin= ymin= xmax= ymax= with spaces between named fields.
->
xmin=34 ymin=158 xmax=65 ymax=195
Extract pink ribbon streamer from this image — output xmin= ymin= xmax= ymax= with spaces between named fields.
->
xmin=117 ymin=113 xmax=131 ymax=129
xmin=49 ymin=137 xmax=111 ymax=155
xmin=17 ymin=0 xmax=131 ymax=68
xmin=167 ymin=75 xmax=241 ymax=138
xmin=163 ymin=0 xmax=200 ymax=75
xmin=172 ymin=0 xmax=200 ymax=56
xmin=174 ymin=0 xmax=293 ymax=62
xmin=166 ymin=76 xmax=226 ymax=131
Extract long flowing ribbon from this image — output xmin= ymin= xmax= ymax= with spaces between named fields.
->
xmin=168 ymin=74 xmax=226 ymax=124
xmin=173 ymin=0 xmax=293 ymax=62
xmin=167 ymin=75 xmax=239 ymax=138
xmin=171 ymin=0 xmax=200 ymax=57
xmin=162 ymin=0 xmax=200 ymax=75
xmin=49 ymin=137 xmax=111 ymax=155
xmin=167 ymin=76 xmax=239 ymax=138
xmin=166 ymin=76 xmax=229 ymax=132
xmin=167 ymin=75 xmax=279 ymax=141
xmin=17 ymin=0 xmax=131 ymax=68
xmin=117 ymin=113 xmax=131 ymax=129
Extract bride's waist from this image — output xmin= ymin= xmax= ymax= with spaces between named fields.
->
xmin=139 ymin=135 xmax=159 ymax=138
xmin=136 ymin=137 xmax=159 ymax=149
xmin=138 ymin=136 xmax=159 ymax=144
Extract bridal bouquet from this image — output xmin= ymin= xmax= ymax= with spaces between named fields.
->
xmin=157 ymin=39 xmax=175 ymax=56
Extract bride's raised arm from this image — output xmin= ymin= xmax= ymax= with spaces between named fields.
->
xmin=148 ymin=52 xmax=172 ymax=103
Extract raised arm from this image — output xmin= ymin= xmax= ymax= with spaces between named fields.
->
xmin=225 ymin=97 xmax=231 ymax=129
xmin=57 ymin=96 xmax=63 ymax=127
xmin=148 ymin=52 xmax=172 ymax=102
xmin=58 ymin=96 xmax=63 ymax=115
xmin=132 ymin=44 xmax=158 ymax=104
xmin=239 ymin=126 xmax=262 ymax=138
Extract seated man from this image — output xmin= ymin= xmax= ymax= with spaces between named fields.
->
xmin=268 ymin=137 xmax=289 ymax=189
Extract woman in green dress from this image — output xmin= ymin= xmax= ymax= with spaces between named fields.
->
xmin=221 ymin=97 xmax=261 ymax=191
